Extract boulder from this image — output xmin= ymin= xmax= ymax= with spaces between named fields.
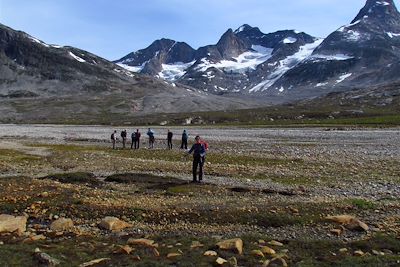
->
xmin=0 ymin=214 xmax=27 ymax=234
xmin=98 ymin=217 xmax=132 ymax=231
xmin=50 ymin=218 xmax=74 ymax=231
xmin=216 ymin=238 xmax=243 ymax=255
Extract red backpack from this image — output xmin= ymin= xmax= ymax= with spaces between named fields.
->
xmin=201 ymin=140 xmax=209 ymax=150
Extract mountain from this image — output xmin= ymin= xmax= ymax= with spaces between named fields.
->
xmin=0 ymin=23 xmax=264 ymax=124
xmin=265 ymin=0 xmax=400 ymax=99
xmin=117 ymin=0 xmax=400 ymax=102
xmin=117 ymin=24 xmax=317 ymax=94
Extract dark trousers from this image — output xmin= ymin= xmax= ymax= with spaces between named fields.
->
xmin=192 ymin=156 xmax=204 ymax=182
xmin=135 ymin=139 xmax=140 ymax=149
xmin=181 ymin=139 xmax=188 ymax=149
xmin=131 ymin=139 xmax=139 ymax=149
xmin=167 ymin=138 xmax=173 ymax=149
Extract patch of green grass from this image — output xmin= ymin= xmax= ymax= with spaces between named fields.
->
xmin=348 ymin=198 xmax=377 ymax=210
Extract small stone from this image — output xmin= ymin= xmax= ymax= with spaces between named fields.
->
xmin=113 ymin=245 xmax=134 ymax=255
xmin=132 ymin=255 xmax=141 ymax=261
xmin=0 ymin=241 xmax=3 ymax=245
xmin=167 ymin=252 xmax=182 ymax=259
xmin=203 ymin=250 xmax=218 ymax=257
xmin=98 ymin=217 xmax=132 ymax=231
xmin=152 ymin=248 xmax=160 ymax=257
xmin=330 ymin=228 xmax=343 ymax=236
xmin=228 ymin=256 xmax=238 ymax=267
xmin=35 ymin=252 xmax=60 ymax=266
xmin=190 ymin=240 xmax=204 ymax=249
xmin=216 ymin=238 xmax=243 ymax=255
xmin=261 ymin=246 xmax=276 ymax=255
xmin=50 ymin=218 xmax=74 ymax=232
xmin=251 ymin=249 xmax=265 ymax=258
xmin=216 ymin=257 xmax=228 ymax=265
xmin=268 ymin=240 xmax=284 ymax=247
xmin=79 ymin=258 xmax=110 ymax=267
xmin=127 ymin=238 xmax=157 ymax=248
xmin=38 ymin=192 xmax=49 ymax=198
xmin=354 ymin=250 xmax=364 ymax=256
xmin=339 ymin=248 xmax=348 ymax=253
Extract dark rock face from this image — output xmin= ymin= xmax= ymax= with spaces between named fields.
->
xmin=115 ymin=38 xmax=196 ymax=75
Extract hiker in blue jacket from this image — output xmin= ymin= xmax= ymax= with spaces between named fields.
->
xmin=187 ymin=135 xmax=206 ymax=183
xmin=147 ymin=128 xmax=155 ymax=149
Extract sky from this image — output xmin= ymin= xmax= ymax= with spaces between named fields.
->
xmin=1 ymin=0 xmax=400 ymax=61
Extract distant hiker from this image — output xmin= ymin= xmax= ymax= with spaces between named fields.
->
xmin=132 ymin=129 xmax=141 ymax=149
xmin=187 ymin=135 xmax=206 ymax=183
xmin=167 ymin=130 xmax=173 ymax=150
xmin=111 ymin=130 xmax=117 ymax=149
xmin=121 ymin=130 xmax=127 ymax=149
xmin=147 ymin=128 xmax=155 ymax=149
xmin=181 ymin=129 xmax=188 ymax=149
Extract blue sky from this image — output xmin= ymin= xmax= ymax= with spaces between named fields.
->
xmin=1 ymin=0 xmax=399 ymax=60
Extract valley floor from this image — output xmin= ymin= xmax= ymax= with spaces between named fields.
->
xmin=0 ymin=125 xmax=399 ymax=266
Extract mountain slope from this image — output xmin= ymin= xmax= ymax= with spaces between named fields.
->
xmin=0 ymin=23 xmax=265 ymax=123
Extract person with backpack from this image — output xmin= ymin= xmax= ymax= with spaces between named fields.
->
xmin=121 ymin=130 xmax=127 ymax=149
xmin=167 ymin=130 xmax=173 ymax=150
xmin=111 ymin=130 xmax=117 ymax=149
xmin=131 ymin=130 xmax=136 ymax=149
xmin=181 ymin=129 xmax=188 ymax=149
xmin=147 ymin=128 xmax=155 ymax=149
xmin=133 ymin=129 xmax=141 ymax=149
xmin=187 ymin=135 xmax=206 ymax=183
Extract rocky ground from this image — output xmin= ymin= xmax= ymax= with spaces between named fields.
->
xmin=0 ymin=125 xmax=399 ymax=266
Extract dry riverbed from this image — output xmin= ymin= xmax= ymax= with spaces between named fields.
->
xmin=0 ymin=125 xmax=399 ymax=266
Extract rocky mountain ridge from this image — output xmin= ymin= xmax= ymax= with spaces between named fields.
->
xmin=117 ymin=0 xmax=400 ymax=102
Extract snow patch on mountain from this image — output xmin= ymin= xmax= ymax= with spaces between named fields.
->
xmin=117 ymin=63 xmax=145 ymax=73
xmin=387 ymin=32 xmax=400 ymax=38
xmin=249 ymin=39 xmax=324 ymax=92
xmin=283 ymin=37 xmax=297 ymax=44
xmin=158 ymin=61 xmax=196 ymax=81
xmin=310 ymin=54 xmax=354 ymax=61
xmin=336 ymin=73 xmax=352 ymax=83
xmin=69 ymin=52 xmax=86 ymax=63
xmin=195 ymin=45 xmax=273 ymax=73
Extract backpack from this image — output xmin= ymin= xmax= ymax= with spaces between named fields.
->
xmin=111 ymin=133 xmax=115 ymax=140
xmin=135 ymin=132 xmax=141 ymax=139
xmin=201 ymin=140 xmax=209 ymax=150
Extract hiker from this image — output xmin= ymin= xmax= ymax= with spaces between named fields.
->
xmin=121 ymin=130 xmax=127 ymax=149
xmin=147 ymin=128 xmax=155 ymax=149
xmin=132 ymin=129 xmax=141 ymax=149
xmin=111 ymin=130 xmax=117 ymax=149
xmin=187 ymin=135 xmax=206 ymax=183
xmin=130 ymin=130 xmax=136 ymax=149
xmin=181 ymin=129 xmax=188 ymax=149
xmin=167 ymin=130 xmax=173 ymax=150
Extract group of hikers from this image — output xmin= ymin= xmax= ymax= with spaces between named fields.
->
xmin=110 ymin=129 xmax=208 ymax=183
